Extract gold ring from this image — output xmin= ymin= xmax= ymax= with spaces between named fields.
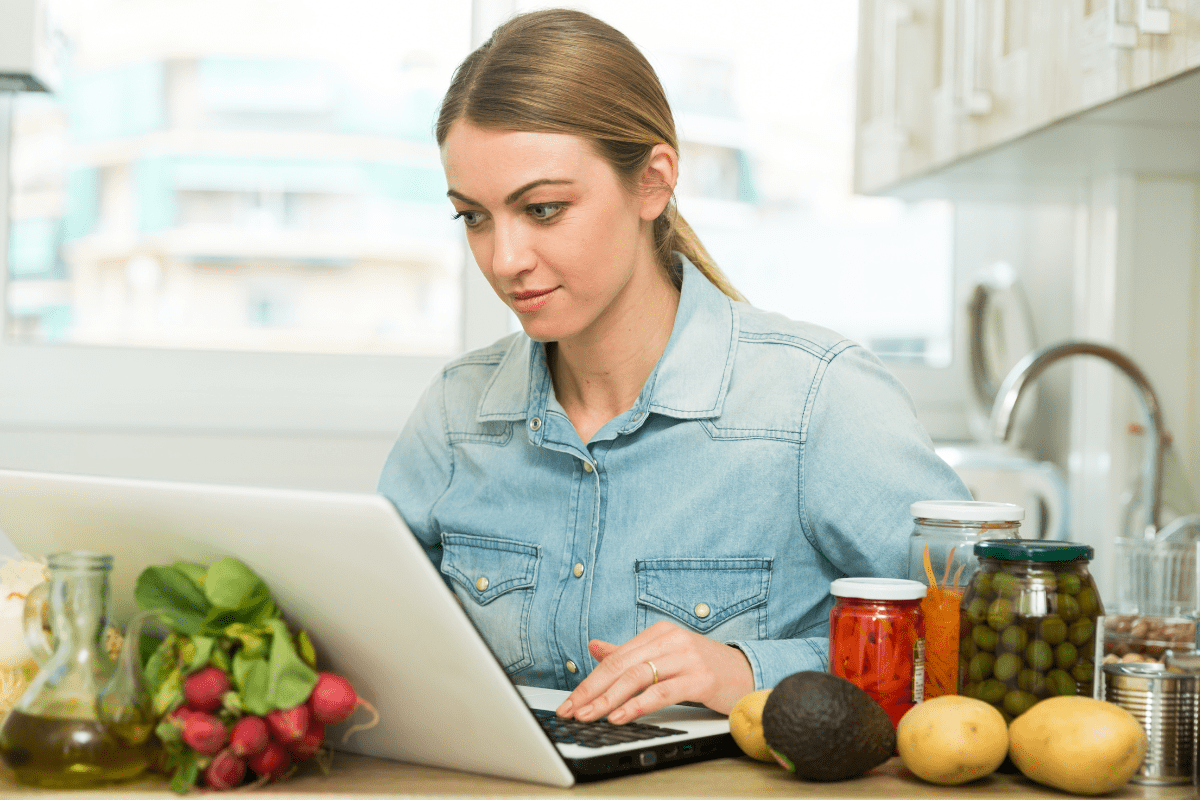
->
xmin=645 ymin=660 xmax=659 ymax=684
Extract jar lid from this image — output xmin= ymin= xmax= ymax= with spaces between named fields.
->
xmin=910 ymin=500 xmax=1025 ymax=522
xmin=830 ymin=577 xmax=927 ymax=600
xmin=974 ymin=540 xmax=1094 ymax=562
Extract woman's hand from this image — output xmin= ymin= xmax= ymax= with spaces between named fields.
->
xmin=555 ymin=620 xmax=754 ymax=724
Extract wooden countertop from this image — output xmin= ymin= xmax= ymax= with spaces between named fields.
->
xmin=1 ymin=754 xmax=1194 ymax=799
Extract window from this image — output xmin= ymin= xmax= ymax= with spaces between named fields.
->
xmin=1 ymin=0 xmax=960 ymax=443
xmin=7 ymin=0 xmax=470 ymax=355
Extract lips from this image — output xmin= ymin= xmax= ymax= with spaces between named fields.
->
xmin=510 ymin=287 xmax=556 ymax=314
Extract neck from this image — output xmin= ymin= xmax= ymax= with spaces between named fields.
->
xmin=550 ymin=264 xmax=680 ymax=443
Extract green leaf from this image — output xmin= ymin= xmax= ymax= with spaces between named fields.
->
xmin=265 ymin=619 xmax=318 ymax=710
xmin=155 ymin=717 xmax=183 ymax=746
xmin=210 ymin=644 xmax=232 ymax=674
xmin=135 ymin=566 xmax=212 ymax=635
xmin=152 ymin=662 xmax=184 ymax=716
xmin=138 ymin=633 xmax=162 ymax=672
xmin=175 ymin=562 xmax=207 ymax=587
xmin=187 ymin=636 xmax=215 ymax=673
xmin=233 ymin=652 xmax=270 ymax=716
xmin=296 ymin=630 xmax=317 ymax=669
xmin=170 ymin=750 xmax=200 ymax=795
xmin=204 ymin=558 xmax=275 ymax=615
xmin=224 ymin=623 xmax=270 ymax=660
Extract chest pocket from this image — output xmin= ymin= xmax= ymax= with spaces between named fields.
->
xmin=635 ymin=558 xmax=772 ymax=642
xmin=441 ymin=532 xmax=539 ymax=673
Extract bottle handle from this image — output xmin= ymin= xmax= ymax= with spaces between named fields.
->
xmin=22 ymin=581 xmax=54 ymax=666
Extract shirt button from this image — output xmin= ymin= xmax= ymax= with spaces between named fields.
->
xmin=694 ymin=602 xmax=711 ymax=619
xmin=529 ymin=416 xmax=541 ymax=431
xmin=476 ymin=576 xmax=489 ymax=592
xmin=566 ymin=660 xmax=578 ymax=674
xmin=573 ymin=562 xmax=584 ymax=578
xmin=583 ymin=461 xmax=594 ymax=473
xmin=632 ymin=412 xmax=643 ymax=421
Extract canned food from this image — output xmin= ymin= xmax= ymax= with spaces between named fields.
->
xmin=958 ymin=540 xmax=1103 ymax=720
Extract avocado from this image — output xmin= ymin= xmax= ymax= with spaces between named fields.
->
xmin=761 ymin=671 xmax=895 ymax=781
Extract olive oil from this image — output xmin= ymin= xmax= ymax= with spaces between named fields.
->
xmin=0 ymin=710 xmax=157 ymax=789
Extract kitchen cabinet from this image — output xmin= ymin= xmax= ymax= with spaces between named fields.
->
xmin=855 ymin=0 xmax=1200 ymax=198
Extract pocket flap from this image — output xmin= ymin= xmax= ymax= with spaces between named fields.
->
xmin=635 ymin=558 xmax=771 ymax=633
xmin=441 ymin=532 xmax=539 ymax=605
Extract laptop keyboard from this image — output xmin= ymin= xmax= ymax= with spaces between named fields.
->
xmin=531 ymin=708 xmax=688 ymax=748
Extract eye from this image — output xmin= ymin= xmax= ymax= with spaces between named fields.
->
xmin=452 ymin=210 xmax=485 ymax=228
xmin=527 ymin=203 xmax=564 ymax=221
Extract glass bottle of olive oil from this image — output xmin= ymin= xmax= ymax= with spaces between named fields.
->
xmin=0 ymin=552 xmax=157 ymax=788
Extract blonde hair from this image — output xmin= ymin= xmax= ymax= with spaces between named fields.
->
xmin=436 ymin=8 xmax=745 ymax=302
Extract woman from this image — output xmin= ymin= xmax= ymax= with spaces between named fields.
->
xmin=377 ymin=8 xmax=970 ymax=725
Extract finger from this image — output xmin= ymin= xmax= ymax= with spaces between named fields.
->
xmin=575 ymin=654 xmax=675 ymax=723
xmin=588 ymin=639 xmax=618 ymax=661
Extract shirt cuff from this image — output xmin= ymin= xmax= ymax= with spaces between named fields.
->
xmin=727 ymin=638 xmax=829 ymax=690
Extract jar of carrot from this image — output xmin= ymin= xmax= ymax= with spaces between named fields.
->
xmin=829 ymin=577 xmax=927 ymax=728
xmin=906 ymin=501 xmax=1023 ymax=700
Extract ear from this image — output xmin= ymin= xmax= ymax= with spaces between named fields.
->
xmin=637 ymin=144 xmax=679 ymax=221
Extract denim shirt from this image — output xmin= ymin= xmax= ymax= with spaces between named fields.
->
xmin=377 ymin=257 xmax=971 ymax=692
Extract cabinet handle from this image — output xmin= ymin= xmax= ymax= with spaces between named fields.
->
xmin=1138 ymin=0 xmax=1170 ymax=34
xmin=1109 ymin=0 xmax=1170 ymax=48
xmin=881 ymin=0 xmax=912 ymax=139
xmin=960 ymin=0 xmax=992 ymax=116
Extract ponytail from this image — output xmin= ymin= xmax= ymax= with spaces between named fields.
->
xmin=655 ymin=200 xmax=745 ymax=303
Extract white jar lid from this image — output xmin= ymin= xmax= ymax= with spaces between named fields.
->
xmin=830 ymin=577 xmax=928 ymax=600
xmin=910 ymin=500 xmax=1025 ymax=522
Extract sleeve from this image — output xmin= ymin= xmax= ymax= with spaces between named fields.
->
xmin=731 ymin=343 xmax=971 ymax=690
xmin=376 ymin=373 xmax=455 ymax=569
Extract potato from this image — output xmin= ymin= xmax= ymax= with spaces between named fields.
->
xmin=896 ymin=695 xmax=1008 ymax=785
xmin=728 ymin=689 xmax=774 ymax=762
xmin=1008 ymin=696 xmax=1147 ymax=795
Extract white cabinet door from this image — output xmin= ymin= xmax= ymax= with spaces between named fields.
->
xmin=855 ymin=0 xmax=940 ymax=193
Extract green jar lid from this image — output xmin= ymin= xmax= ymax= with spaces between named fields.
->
xmin=974 ymin=539 xmax=1094 ymax=562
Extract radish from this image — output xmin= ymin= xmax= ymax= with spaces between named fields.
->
xmin=266 ymin=704 xmax=309 ymax=743
xmin=287 ymin=720 xmax=325 ymax=761
xmin=307 ymin=672 xmax=359 ymax=725
xmin=203 ymin=748 xmax=246 ymax=790
xmin=183 ymin=665 xmax=231 ymax=713
xmin=229 ymin=715 xmax=270 ymax=757
xmin=247 ymin=739 xmax=291 ymax=780
xmin=181 ymin=712 xmax=227 ymax=756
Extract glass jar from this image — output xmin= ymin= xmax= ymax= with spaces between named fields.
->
xmin=958 ymin=540 xmax=1104 ymax=721
xmin=829 ymin=577 xmax=926 ymax=728
xmin=907 ymin=500 xmax=1024 ymax=700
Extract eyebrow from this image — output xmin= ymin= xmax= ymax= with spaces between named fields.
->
xmin=446 ymin=178 xmax=574 ymax=207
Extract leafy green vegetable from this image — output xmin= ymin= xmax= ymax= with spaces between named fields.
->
xmin=266 ymin=619 xmax=319 ymax=709
xmin=135 ymin=566 xmax=211 ymax=635
xmin=136 ymin=556 xmax=323 ymax=792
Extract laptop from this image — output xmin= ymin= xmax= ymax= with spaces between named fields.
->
xmin=0 ymin=469 xmax=738 ymax=786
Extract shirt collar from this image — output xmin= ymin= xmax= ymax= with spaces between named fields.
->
xmin=476 ymin=256 xmax=738 ymax=423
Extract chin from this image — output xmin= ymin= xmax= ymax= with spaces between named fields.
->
xmin=516 ymin=316 xmax=577 ymax=344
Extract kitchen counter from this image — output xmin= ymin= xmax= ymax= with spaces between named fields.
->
xmin=0 ymin=755 xmax=1194 ymax=799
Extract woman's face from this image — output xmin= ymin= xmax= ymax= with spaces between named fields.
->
xmin=441 ymin=120 xmax=668 ymax=344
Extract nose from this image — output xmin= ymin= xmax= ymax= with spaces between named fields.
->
xmin=488 ymin=216 xmax=535 ymax=282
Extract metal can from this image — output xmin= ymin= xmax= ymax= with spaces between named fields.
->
xmin=829 ymin=577 xmax=927 ymax=728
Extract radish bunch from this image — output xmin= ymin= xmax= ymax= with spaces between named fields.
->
xmin=162 ymin=668 xmax=368 ymax=791
xmin=136 ymin=557 xmax=379 ymax=793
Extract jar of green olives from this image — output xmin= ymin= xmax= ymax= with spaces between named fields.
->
xmin=958 ymin=540 xmax=1103 ymax=721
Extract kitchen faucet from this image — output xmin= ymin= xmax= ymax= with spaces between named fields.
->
xmin=990 ymin=341 xmax=1166 ymax=541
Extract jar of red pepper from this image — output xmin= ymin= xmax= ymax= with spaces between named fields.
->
xmin=829 ymin=577 xmax=927 ymax=728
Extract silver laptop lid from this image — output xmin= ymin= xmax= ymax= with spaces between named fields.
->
xmin=0 ymin=469 xmax=574 ymax=787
